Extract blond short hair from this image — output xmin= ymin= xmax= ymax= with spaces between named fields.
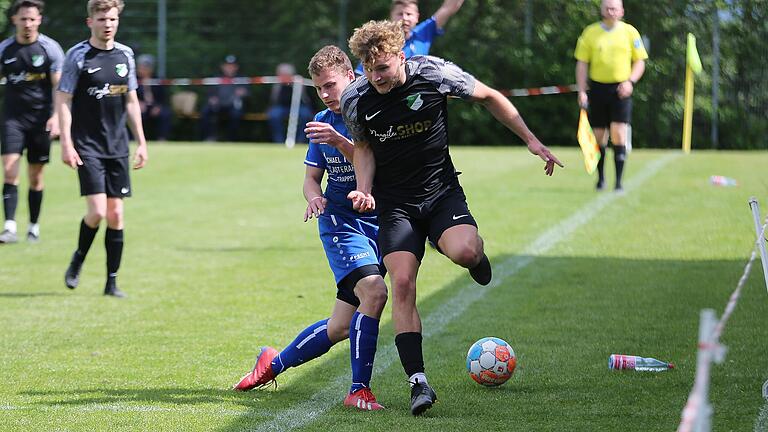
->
xmin=87 ymin=0 xmax=124 ymax=16
xmin=391 ymin=0 xmax=418 ymax=11
xmin=308 ymin=45 xmax=353 ymax=77
xmin=348 ymin=20 xmax=405 ymax=67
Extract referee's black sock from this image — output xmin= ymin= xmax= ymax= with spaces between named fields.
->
xmin=28 ymin=189 xmax=43 ymax=224
xmin=75 ymin=218 xmax=99 ymax=261
xmin=596 ymin=146 xmax=607 ymax=187
xmin=105 ymin=228 xmax=124 ymax=277
xmin=3 ymin=183 xmax=18 ymax=224
xmin=614 ymin=145 xmax=627 ymax=189
xmin=396 ymin=332 xmax=425 ymax=378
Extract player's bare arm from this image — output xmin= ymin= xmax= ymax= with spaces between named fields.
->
xmin=575 ymin=60 xmax=589 ymax=108
xmin=470 ymin=80 xmax=563 ymax=176
xmin=56 ymin=90 xmax=81 ymax=169
xmin=305 ymin=121 xmax=355 ymax=162
xmin=618 ymin=59 xmax=645 ymax=99
xmin=348 ymin=139 xmax=376 ymax=212
xmin=303 ymin=165 xmax=327 ymax=221
xmin=433 ymin=0 xmax=465 ymax=28
xmin=46 ymin=71 xmax=62 ymax=138
xmin=124 ymin=90 xmax=148 ymax=169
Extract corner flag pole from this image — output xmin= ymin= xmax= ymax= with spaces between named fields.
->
xmin=682 ymin=33 xmax=702 ymax=153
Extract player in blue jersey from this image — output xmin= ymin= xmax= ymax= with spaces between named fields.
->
xmin=233 ymin=46 xmax=388 ymax=411
xmin=0 ymin=0 xmax=64 ymax=244
xmin=57 ymin=0 xmax=148 ymax=298
xmin=355 ymin=0 xmax=464 ymax=75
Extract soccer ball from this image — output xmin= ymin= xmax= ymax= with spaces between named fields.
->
xmin=466 ymin=337 xmax=516 ymax=386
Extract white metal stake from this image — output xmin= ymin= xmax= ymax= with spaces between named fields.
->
xmin=748 ymin=198 xmax=768 ymax=294
xmin=285 ymin=76 xmax=303 ymax=149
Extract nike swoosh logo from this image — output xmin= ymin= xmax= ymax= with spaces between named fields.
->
xmin=452 ymin=214 xmax=469 ymax=220
xmin=87 ymin=67 xmax=101 ymax=74
xmin=365 ymin=110 xmax=382 ymax=121
xmin=3 ymin=58 xmax=17 ymax=64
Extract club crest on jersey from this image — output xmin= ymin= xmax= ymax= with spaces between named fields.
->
xmin=31 ymin=55 xmax=45 ymax=67
xmin=406 ymin=93 xmax=424 ymax=111
xmin=115 ymin=63 xmax=128 ymax=77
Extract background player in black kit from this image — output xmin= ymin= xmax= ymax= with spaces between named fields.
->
xmin=57 ymin=0 xmax=148 ymax=298
xmin=342 ymin=20 xmax=563 ymax=415
xmin=0 ymin=0 xmax=64 ymax=244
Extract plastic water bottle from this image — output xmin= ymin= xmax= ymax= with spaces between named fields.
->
xmin=709 ymin=175 xmax=738 ymax=187
xmin=608 ymin=354 xmax=674 ymax=372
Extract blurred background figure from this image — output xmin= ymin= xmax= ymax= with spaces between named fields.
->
xmin=136 ymin=54 xmax=172 ymax=141
xmin=200 ymin=54 xmax=249 ymax=142
xmin=267 ymin=63 xmax=313 ymax=144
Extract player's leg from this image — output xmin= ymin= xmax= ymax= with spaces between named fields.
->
xmin=609 ymin=122 xmax=628 ymax=191
xmin=103 ymin=197 xmax=125 ymax=297
xmin=101 ymin=157 xmax=131 ymax=298
xmin=609 ymin=95 xmax=632 ymax=192
xmin=233 ymin=300 xmax=355 ymax=392
xmin=65 ymin=157 xmax=106 ymax=289
xmin=587 ymin=82 xmax=612 ymax=190
xmin=345 ymin=267 xmax=388 ymax=410
xmin=24 ymin=125 xmax=51 ymax=241
xmin=431 ymin=190 xmax=491 ymax=286
xmin=26 ymin=163 xmax=44 ymax=242
xmin=1 ymin=153 xmax=21 ymax=243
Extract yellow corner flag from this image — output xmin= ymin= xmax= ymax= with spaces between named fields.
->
xmin=687 ymin=33 xmax=703 ymax=74
xmin=577 ymin=109 xmax=600 ymax=174
xmin=682 ymin=33 xmax=703 ymax=153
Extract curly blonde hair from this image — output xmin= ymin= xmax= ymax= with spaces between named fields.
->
xmin=87 ymin=0 xmax=124 ymax=17
xmin=348 ymin=20 xmax=405 ymax=68
xmin=308 ymin=45 xmax=353 ymax=78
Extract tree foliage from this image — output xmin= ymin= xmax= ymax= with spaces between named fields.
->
xmin=3 ymin=0 xmax=765 ymax=148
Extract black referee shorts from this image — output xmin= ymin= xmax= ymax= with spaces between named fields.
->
xmin=1 ymin=118 xmax=51 ymax=164
xmin=378 ymin=187 xmax=478 ymax=261
xmin=77 ymin=156 xmax=132 ymax=198
xmin=587 ymin=80 xmax=633 ymax=128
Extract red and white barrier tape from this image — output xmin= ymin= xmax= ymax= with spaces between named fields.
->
xmin=500 ymin=84 xmax=578 ymax=97
xmin=139 ymin=75 xmax=314 ymax=87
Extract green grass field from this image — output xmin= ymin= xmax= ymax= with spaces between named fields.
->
xmin=1 ymin=143 xmax=767 ymax=431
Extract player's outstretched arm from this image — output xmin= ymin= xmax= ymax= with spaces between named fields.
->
xmin=305 ymin=121 xmax=355 ymax=162
xmin=303 ymin=166 xmax=327 ymax=222
xmin=348 ymin=139 xmax=376 ymax=212
xmin=434 ymin=0 xmax=465 ymax=28
xmin=56 ymin=90 xmax=81 ymax=169
xmin=470 ymin=80 xmax=563 ymax=176
xmin=125 ymin=90 xmax=148 ymax=169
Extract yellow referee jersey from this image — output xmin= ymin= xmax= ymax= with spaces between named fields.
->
xmin=574 ymin=21 xmax=648 ymax=84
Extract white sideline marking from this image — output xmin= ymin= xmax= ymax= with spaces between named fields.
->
xmin=257 ymin=152 xmax=679 ymax=431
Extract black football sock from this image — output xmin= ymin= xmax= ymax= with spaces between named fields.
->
xmin=3 ymin=183 xmax=18 ymax=223
xmin=614 ymin=145 xmax=627 ymax=189
xmin=28 ymin=189 xmax=43 ymax=224
xmin=395 ymin=332 xmax=425 ymax=378
xmin=76 ymin=218 xmax=99 ymax=261
xmin=596 ymin=146 xmax=607 ymax=186
xmin=105 ymin=228 xmax=124 ymax=278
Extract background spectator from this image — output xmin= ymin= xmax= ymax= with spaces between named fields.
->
xmin=267 ymin=63 xmax=313 ymax=144
xmin=136 ymin=54 xmax=172 ymax=141
xmin=200 ymin=54 xmax=249 ymax=142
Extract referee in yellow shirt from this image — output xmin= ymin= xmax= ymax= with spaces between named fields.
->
xmin=575 ymin=0 xmax=647 ymax=192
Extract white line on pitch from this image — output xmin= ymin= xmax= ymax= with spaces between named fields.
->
xmin=256 ymin=152 xmax=680 ymax=431
xmin=0 ymin=403 xmax=271 ymax=417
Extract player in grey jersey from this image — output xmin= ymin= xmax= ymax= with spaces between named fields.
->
xmin=0 ymin=0 xmax=64 ymax=244
xmin=57 ymin=0 xmax=147 ymax=298
xmin=342 ymin=20 xmax=563 ymax=416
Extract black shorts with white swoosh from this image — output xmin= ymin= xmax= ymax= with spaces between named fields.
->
xmin=377 ymin=186 xmax=477 ymax=259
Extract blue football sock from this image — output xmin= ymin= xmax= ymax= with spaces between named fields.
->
xmin=349 ymin=312 xmax=380 ymax=394
xmin=271 ymin=318 xmax=333 ymax=375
